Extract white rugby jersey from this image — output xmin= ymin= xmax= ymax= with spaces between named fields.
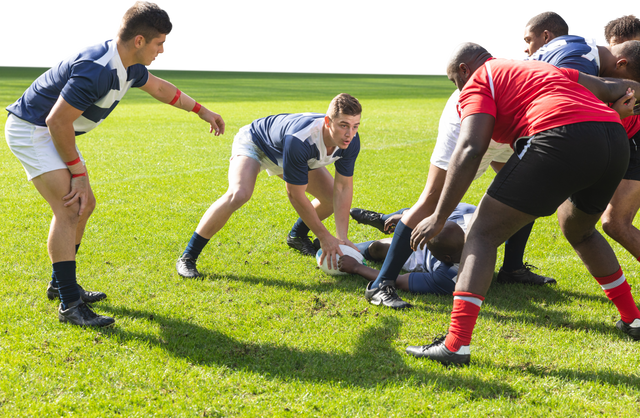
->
xmin=430 ymin=90 xmax=513 ymax=178
xmin=249 ymin=113 xmax=360 ymax=185
xmin=7 ymin=39 xmax=149 ymax=135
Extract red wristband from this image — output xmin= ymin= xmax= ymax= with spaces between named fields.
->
xmin=72 ymin=172 xmax=87 ymax=178
xmin=66 ymin=157 xmax=81 ymax=166
xmin=169 ymin=89 xmax=182 ymax=105
xmin=192 ymin=102 xmax=201 ymax=113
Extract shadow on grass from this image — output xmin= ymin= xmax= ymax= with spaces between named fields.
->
xmin=199 ymin=271 xmax=625 ymax=339
xmin=483 ymin=283 xmax=626 ymax=338
xmin=100 ymin=305 xmax=517 ymax=398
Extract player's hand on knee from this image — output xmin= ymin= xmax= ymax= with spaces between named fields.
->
xmin=63 ymin=175 xmax=90 ymax=216
xmin=410 ymin=215 xmax=444 ymax=251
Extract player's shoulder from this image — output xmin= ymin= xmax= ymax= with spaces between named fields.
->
xmin=64 ymin=40 xmax=120 ymax=79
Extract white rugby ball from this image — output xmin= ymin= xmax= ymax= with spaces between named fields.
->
xmin=316 ymin=244 xmax=365 ymax=276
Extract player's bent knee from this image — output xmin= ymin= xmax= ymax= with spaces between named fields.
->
xmin=225 ymin=188 xmax=253 ymax=210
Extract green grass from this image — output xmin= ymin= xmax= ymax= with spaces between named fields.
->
xmin=1 ymin=67 xmax=639 ymax=417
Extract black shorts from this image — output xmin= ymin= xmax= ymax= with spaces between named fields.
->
xmin=623 ymin=130 xmax=640 ymax=181
xmin=487 ymin=122 xmax=629 ymax=217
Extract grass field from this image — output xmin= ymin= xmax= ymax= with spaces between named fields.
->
xmin=1 ymin=67 xmax=639 ymax=417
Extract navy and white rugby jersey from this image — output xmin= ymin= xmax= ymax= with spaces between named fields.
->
xmin=249 ymin=113 xmax=361 ymax=185
xmin=6 ymin=39 xmax=149 ymax=135
xmin=527 ymin=35 xmax=600 ymax=76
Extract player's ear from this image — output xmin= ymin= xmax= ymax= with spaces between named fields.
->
xmin=324 ymin=115 xmax=332 ymax=128
xmin=615 ymin=58 xmax=628 ymax=70
xmin=133 ymin=34 xmax=146 ymax=49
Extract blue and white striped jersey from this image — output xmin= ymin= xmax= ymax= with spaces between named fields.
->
xmin=527 ymin=35 xmax=600 ymax=76
xmin=7 ymin=39 xmax=149 ymax=135
xmin=249 ymin=113 xmax=360 ymax=185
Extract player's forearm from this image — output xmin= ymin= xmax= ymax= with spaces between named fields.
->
xmin=578 ymin=73 xmax=640 ymax=103
xmin=434 ymin=115 xmax=492 ymax=224
xmin=143 ymin=75 xmax=202 ymax=113
xmin=333 ymin=176 xmax=353 ymax=240
xmin=47 ymin=122 xmax=80 ymax=163
xmin=352 ymin=264 xmax=380 ymax=282
xmin=287 ymin=191 xmax=331 ymax=239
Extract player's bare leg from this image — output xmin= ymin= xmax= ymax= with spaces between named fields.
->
xmin=601 ymin=179 xmax=640 ymax=259
xmin=195 ymin=156 xmax=261 ymax=239
xmin=558 ymin=200 xmax=620 ymax=276
xmin=454 ymin=195 xmax=537 ymax=296
xmin=557 ymin=199 xmax=640 ymax=339
xmin=32 ymin=169 xmax=113 ymax=326
xmin=177 ymin=156 xmax=260 ymax=278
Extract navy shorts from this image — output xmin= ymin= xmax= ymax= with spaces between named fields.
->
xmin=408 ymin=272 xmax=455 ymax=295
xmin=487 ymin=122 xmax=629 ymax=217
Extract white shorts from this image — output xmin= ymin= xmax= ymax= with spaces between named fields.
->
xmin=230 ymin=125 xmax=283 ymax=176
xmin=5 ymin=114 xmax=85 ymax=181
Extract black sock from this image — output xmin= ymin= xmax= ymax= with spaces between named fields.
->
xmin=289 ymin=218 xmax=311 ymax=238
xmin=53 ymin=261 xmax=80 ymax=309
xmin=51 ymin=243 xmax=81 ymax=287
xmin=183 ymin=232 xmax=210 ymax=259
xmin=502 ymin=221 xmax=534 ymax=272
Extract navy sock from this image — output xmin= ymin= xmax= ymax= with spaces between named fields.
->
xmin=354 ymin=241 xmax=375 ymax=261
xmin=380 ymin=208 xmax=410 ymax=222
xmin=289 ymin=218 xmax=311 ymax=238
xmin=183 ymin=232 xmax=210 ymax=260
xmin=502 ymin=221 xmax=534 ymax=272
xmin=51 ymin=244 xmax=80 ymax=287
xmin=53 ymin=261 xmax=80 ymax=309
xmin=371 ymin=221 xmax=414 ymax=289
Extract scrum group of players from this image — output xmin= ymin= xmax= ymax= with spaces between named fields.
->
xmin=5 ymin=3 xmax=640 ymax=366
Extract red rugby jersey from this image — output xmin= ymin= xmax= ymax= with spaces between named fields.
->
xmin=459 ymin=58 xmax=622 ymax=146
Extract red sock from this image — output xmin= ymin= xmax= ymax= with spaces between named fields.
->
xmin=595 ymin=267 xmax=640 ymax=323
xmin=444 ymin=291 xmax=485 ymax=352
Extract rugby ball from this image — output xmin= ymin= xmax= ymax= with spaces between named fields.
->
xmin=316 ymin=244 xmax=365 ymax=276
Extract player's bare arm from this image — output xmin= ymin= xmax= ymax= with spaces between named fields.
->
xmin=286 ymin=182 xmax=343 ymax=269
xmin=410 ymin=113 xmax=494 ymax=250
xmin=45 ymin=96 xmax=90 ymax=215
xmin=333 ymin=172 xmax=358 ymax=251
xmin=576 ymin=73 xmax=640 ymax=105
xmin=139 ymin=73 xmax=225 ymax=135
xmin=399 ymin=163 xmax=448 ymax=229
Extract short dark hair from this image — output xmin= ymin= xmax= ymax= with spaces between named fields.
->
xmin=620 ymin=40 xmax=640 ymax=82
xmin=327 ymin=93 xmax=362 ymax=118
xmin=526 ymin=12 xmax=569 ymax=37
xmin=605 ymin=15 xmax=640 ymax=45
xmin=118 ymin=1 xmax=172 ymax=42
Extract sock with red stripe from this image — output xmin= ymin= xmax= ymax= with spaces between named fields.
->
xmin=595 ymin=267 xmax=640 ymax=324
xmin=444 ymin=291 xmax=485 ymax=352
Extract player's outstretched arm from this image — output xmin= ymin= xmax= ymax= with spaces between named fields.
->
xmin=140 ymin=73 xmax=225 ymax=135
xmin=576 ymin=73 xmax=640 ymax=108
xmin=410 ymin=113 xmax=494 ymax=250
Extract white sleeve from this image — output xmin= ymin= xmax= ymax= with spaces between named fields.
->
xmin=430 ymin=90 xmax=461 ymax=170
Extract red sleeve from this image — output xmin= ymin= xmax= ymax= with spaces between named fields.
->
xmin=559 ymin=67 xmax=580 ymax=82
xmin=458 ymin=64 xmax=497 ymax=122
